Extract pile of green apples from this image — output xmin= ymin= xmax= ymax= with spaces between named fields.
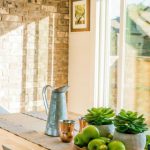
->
xmin=74 ymin=125 xmax=126 ymax=150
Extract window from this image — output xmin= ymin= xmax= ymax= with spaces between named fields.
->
xmin=96 ymin=0 xmax=150 ymax=124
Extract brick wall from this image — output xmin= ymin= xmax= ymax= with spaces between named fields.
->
xmin=0 ymin=0 xmax=69 ymax=112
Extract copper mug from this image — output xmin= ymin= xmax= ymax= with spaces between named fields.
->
xmin=78 ymin=117 xmax=88 ymax=132
xmin=59 ymin=120 xmax=75 ymax=143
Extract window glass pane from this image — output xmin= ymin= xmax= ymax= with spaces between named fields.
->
xmin=109 ymin=0 xmax=120 ymax=110
xmin=124 ymin=0 xmax=150 ymax=124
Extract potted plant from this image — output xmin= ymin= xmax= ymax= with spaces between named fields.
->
xmin=145 ymin=135 xmax=150 ymax=150
xmin=84 ymin=107 xmax=115 ymax=137
xmin=113 ymin=109 xmax=148 ymax=150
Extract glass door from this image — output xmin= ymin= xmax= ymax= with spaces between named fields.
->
xmin=124 ymin=0 xmax=150 ymax=124
xmin=109 ymin=0 xmax=120 ymax=110
xmin=96 ymin=0 xmax=150 ymax=125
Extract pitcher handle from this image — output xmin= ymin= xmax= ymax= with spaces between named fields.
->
xmin=42 ymin=85 xmax=53 ymax=114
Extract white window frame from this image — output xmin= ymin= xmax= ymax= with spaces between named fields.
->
xmin=117 ymin=0 xmax=126 ymax=112
xmin=95 ymin=0 xmax=127 ymax=112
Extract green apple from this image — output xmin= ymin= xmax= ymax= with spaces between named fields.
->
xmin=74 ymin=133 xmax=85 ymax=147
xmin=88 ymin=139 xmax=105 ymax=150
xmin=108 ymin=141 xmax=126 ymax=150
xmin=82 ymin=125 xmax=100 ymax=144
xmin=99 ymin=145 xmax=108 ymax=150
xmin=107 ymin=134 xmax=113 ymax=140
xmin=98 ymin=137 xmax=111 ymax=144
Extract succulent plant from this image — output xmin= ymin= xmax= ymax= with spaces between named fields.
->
xmin=145 ymin=135 xmax=150 ymax=150
xmin=114 ymin=109 xmax=148 ymax=134
xmin=84 ymin=107 xmax=115 ymax=125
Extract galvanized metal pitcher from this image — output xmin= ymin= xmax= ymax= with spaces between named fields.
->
xmin=42 ymin=85 xmax=68 ymax=137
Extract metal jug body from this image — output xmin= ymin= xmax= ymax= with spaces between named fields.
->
xmin=42 ymin=85 xmax=68 ymax=137
xmin=45 ymin=92 xmax=67 ymax=136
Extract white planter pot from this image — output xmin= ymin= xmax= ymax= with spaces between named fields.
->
xmin=113 ymin=131 xmax=146 ymax=150
xmin=95 ymin=124 xmax=115 ymax=137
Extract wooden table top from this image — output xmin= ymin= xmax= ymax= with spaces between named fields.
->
xmin=0 ymin=112 xmax=79 ymax=150
xmin=0 ymin=128 xmax=46 ymax=150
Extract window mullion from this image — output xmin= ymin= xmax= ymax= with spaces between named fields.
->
xmin=117 ymin=0 xmax=126 ymax=113
xmin=94 ymin=0 xmax=101 ymax=107
xmin=98 ymin=0 xmax=106 ymax=107
xmin=103 ymin=0 xmax=111 ymax=107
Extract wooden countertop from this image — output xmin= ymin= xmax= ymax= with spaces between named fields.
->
xmin=0 ymin=128 xmax=46 ymax=150
xmin=0 ymin=112 xmax=79 ymax=150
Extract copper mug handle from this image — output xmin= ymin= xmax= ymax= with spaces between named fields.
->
xmin=78 ymin=117 xmax=88 ymax=132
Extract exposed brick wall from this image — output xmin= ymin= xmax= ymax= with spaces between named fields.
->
xmin=0 ymin=0 xmax=69 ymax=112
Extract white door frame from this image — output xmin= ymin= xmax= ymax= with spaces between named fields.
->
xmin=95 ymin=0 xmax=127 ymax=111
xmin=117 ymin=0 xmax=126 ymax=112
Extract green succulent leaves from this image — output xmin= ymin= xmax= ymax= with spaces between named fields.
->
xmin=145 ymin=135 xmax=150 ymax=150
xmin=114 ymin=109 xmax=148 ymax=134
xmin=85 ymin=107 xmax=115 ymax=125
xmin=85 ymin=108 xmax=148 ymax=134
